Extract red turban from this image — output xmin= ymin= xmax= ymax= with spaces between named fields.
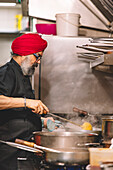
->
xmin=11 ymin=33 xmax=47 ymax=56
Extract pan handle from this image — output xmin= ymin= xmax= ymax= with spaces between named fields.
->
xmin=0 ymin=139 xmax=42 ymax=153
xmin=15 ymin=139 xmax=35 ymax=148
xmin=15 ymin=139 xmax=61 ymax=153
xmin=15 ymin=139 xmax=43 ymax=153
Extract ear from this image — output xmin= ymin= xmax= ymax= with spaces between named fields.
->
xmin=38 ymin=51 xmax=43 ymax=56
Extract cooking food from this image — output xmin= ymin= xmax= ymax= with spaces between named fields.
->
xmin=81 ymin=122 xmax=93 ymax=131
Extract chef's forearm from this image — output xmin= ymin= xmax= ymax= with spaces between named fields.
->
xmin=0 ymin=95 xmax=49 ymax=114
xmin=0 ymin=95 xmax=24 ymax=110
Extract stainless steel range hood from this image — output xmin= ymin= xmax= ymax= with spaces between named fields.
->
xmin=90 ymin=0 xmax=113 ymax=23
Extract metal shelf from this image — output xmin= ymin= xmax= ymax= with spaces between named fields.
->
xmin=0 ymin=31 xmax=20 ymax=34
xmin=77 ymin=37 xmax=113 ymax=71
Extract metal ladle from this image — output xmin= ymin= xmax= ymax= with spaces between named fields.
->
xmin=48 ymin=112 xmax=92 ymax=130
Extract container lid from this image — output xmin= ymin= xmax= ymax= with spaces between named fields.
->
xmin=55 ymin=13 xmax=81 ymax=17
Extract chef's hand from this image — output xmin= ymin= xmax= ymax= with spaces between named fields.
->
xmin=41 ymin=117 xmax=55 ymax=128
xmin=26 ymin=99 xmax=49 ymax=114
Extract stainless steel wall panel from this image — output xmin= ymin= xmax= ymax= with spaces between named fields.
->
xmin=34 ymin=35 xmax=113 ymax=114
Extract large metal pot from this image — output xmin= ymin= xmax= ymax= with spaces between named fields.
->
xmin=65 ymin=128 xmax=102 ymax=138
xmin=33 ymin=131 xmax=99 ymax=148
xmin=102 ymin=115 xmax=113 ymax=142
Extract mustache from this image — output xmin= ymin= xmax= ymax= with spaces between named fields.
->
xmin=27 ymin=62 xmax=39 ymax=76
xmin=32 ymin=62 xmax=38 ymax=68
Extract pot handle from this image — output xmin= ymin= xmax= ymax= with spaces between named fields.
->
xmin=77 ymin=143 xmax=100 ymax=147
xmin=88 ymin=132 xmax=99 ymax=136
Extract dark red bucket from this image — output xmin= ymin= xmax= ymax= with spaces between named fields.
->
xmin=36 ymin=24 xmax=56 ymax=35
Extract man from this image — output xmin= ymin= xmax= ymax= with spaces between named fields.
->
xmin=0 ymin=33 xmax=52 ymax=170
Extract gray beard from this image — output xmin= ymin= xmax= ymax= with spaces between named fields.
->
xmin=21 ymin=57 xmax=38 ymax=76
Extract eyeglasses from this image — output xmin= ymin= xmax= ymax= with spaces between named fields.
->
xmin=33 ymin=53 xmax=42 ymax=61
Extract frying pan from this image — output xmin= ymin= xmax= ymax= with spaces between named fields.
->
xmin=0 ymin=139 xmax=89 ymax=165
xmin=15 ymin=138 xmax=89 ymax=165
xmin=0 ymin=137 xmax=89 ymax=165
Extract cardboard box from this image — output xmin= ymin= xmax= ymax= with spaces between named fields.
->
xmin=89 ymin=148 xmax=113 ymax=166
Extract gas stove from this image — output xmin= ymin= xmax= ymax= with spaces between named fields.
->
xmin=39 ymin=161 xmax=87 ymax=170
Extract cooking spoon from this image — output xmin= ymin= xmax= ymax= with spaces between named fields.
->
xmin=48 ymin=112 xmax=92 ymax=130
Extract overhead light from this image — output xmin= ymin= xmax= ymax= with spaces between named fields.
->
xmin=0 ymin=3 xmax=16 ymax=6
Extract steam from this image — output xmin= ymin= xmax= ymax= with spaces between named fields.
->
xmin=65 ymin=113 xmax=102 ymax=130
xmin=53 ymin=112 xmax=102 ymax=132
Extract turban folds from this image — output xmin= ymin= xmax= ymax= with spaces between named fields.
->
xmin=11 ymin=33 xmax=47 ymax=56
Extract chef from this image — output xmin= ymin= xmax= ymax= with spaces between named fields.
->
xmin=0 ymin=33 xmax=53 ymax=170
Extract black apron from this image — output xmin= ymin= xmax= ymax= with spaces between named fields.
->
xmin=0 ymin=59 xmax=42 ymax=170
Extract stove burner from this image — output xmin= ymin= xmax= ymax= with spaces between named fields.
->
xmin=40 ymin=162 xmax=87 ymax=170
xmin=34 ymin=154 xmax=87 ymax=170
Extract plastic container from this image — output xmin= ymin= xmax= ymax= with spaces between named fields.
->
xmin=36 ymin=24 xmax=56 ymax=35
xmin=89 ymin=148 xmax=113 ymax=166
xmin=55 ymin=13 xmax=81 ymax=37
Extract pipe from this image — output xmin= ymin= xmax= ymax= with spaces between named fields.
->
xmin=38 ymin=60 xmax=41 ymax=100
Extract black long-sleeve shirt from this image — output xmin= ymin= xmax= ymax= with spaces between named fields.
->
xmin=0 ymin=58 xmax=42 ymax=128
